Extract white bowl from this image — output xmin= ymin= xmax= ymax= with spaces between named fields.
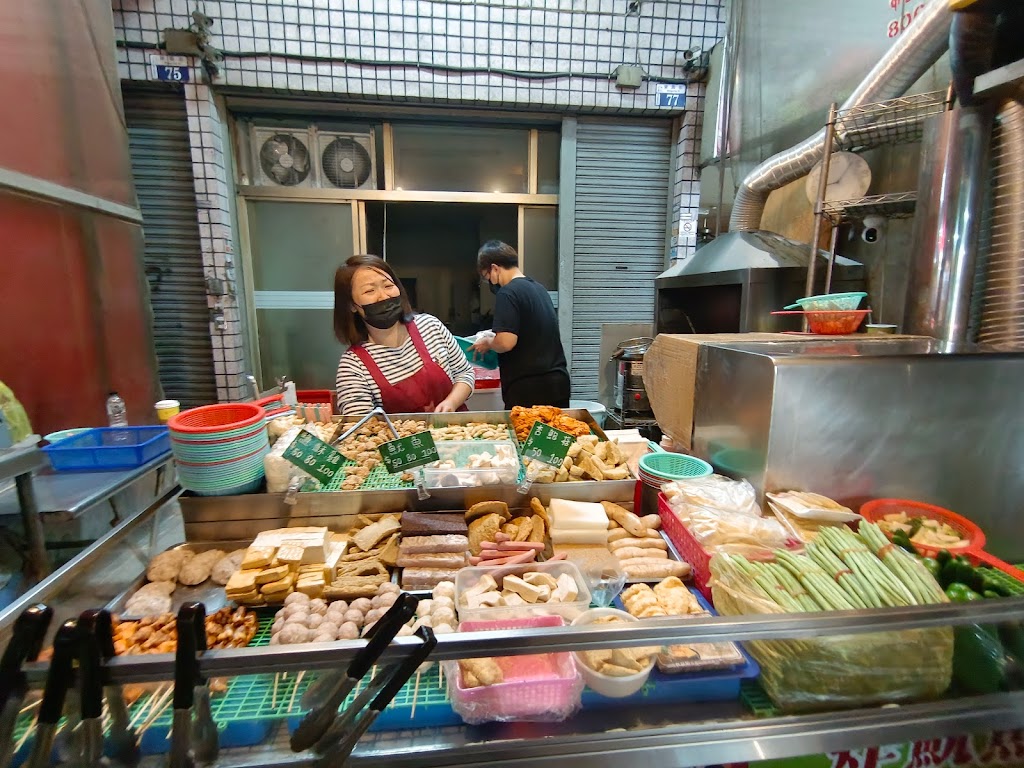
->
xmin=570 ymin=607 xmax=654 ymax=698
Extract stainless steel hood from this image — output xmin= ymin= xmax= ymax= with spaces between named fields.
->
xmin=657 ymin=230 xmax=860 ymax=280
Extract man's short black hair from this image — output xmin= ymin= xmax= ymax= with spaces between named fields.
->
xmin=477 ymin=240 xmax=519 ymax=272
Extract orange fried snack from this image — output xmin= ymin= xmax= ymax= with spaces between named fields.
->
xmin=510 ymin=405 xmax=591 ymax=442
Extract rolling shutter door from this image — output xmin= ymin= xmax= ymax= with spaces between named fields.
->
xmin=571 ymin=119 xmax=671 ymax=400
xmin=123 ymin=89 xmax=217 ymax=407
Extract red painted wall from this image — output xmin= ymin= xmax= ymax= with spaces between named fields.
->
xmin=0 ymin=1 xmax=159 ymax=435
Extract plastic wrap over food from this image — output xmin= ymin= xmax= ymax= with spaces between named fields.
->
xmin=662 ymin=476 xmax=790 ymax=551
xmin=709 ymin=554 xmax=953 ymax=712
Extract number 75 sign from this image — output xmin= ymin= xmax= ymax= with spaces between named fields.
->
xmin=149 ymin=55 xmax=191 ymax=82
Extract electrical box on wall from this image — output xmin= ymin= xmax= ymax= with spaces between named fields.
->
xmin=614 ymin=65 xmax=644 ymax=89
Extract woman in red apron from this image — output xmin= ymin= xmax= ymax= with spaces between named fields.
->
xmin=333 ymin=255 xmax=474 ymax=415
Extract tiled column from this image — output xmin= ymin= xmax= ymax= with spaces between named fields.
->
xmin=184 ymin=83 xmax=247 ymax=402
xmin=671 ymin=82 xmax=707 ymax=263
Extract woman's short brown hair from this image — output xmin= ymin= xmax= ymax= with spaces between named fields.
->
xmin=333 ymin=255 xmax=414 ymax=345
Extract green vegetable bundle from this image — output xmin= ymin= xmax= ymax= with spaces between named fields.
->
xmin=710 ymin=522 xmax=953 ymax=713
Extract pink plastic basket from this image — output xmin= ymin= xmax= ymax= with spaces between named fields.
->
xmin=447 ymin=615 xmax=583 ymax=724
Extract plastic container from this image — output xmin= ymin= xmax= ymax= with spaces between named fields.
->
xmin=456 ymin=335 xmax=499 ymax=370
xmin=570 ymin=399 xmax=608 ymax=429
xmin=570 ymin=608 xmax=654 ymax=698
xmin=581 ymin=589 xmax=761 ymax=709
xmin=447 ymin=615 xmax=582 ymax=724
xmin=455 ymin=561 xmax=591 ymax=623
xmin=43 ymin=427 xmax=171 ymax=472
xmin=772 ymin=309 xmax=871 ymax=335
xmin=634 ymin=453 xmax=713 ymax=518
xmin=154 ymin=399 xmax=180 ymax=423
xmin=167 ymin=403 xmax=266 ymax=435
xmin=785 ymin=291 xmax=867 ymax=311
xmin=659 ymin=492 xmax=714 ymax=602
xmin=422 ymin=439 xmax=520 ymax=488
xmin=43 ymin=428 xmax=90 ymax=444
xmin=296 ymin=389 xmax=333 ymax=404
xmin=859 ymin=497 xmax=1024 ymax=580
xmin=106 ymin=392 xmax=128 ymax=428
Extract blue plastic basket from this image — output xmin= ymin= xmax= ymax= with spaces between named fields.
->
xmin=581 ymin=588 xmax=760 ymax=708
xmin=43 ymin=427 xmax=170 ymax=472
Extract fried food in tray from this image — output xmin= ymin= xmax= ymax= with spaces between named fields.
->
xmin=510 ymin=406 xmax=591 ymax=443
xmin=127 ymin=547 xmax=245 ymax=614
xmin=335 ymin=417 xmax=427 ymax=491
xmin=112 ymin=606 xmax=258 ymax=656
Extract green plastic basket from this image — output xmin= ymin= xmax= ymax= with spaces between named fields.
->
xmin=639 ymin=452 xmax=713 ymax=481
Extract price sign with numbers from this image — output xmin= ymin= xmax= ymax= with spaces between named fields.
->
xmin=378 ymin=430 xmax=439 ymax=474
xmin=521 ymin=422 xmax=575 ymax=468
xmin=282 ymin=429 xmax=346 ymax=484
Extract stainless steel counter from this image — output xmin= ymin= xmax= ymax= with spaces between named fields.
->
xmin=687 ymin=339 xmax=1024 ymax=562
xmin=5 ymin=488 xmax=1024 ymax=768
xmin=0 ymin=453 xmax=176 ymax=572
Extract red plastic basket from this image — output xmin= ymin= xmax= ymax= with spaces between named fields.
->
xmin=296 ymin=389 xmax=333 ymax=404
xmin=860 ymin=497 xmax=1022 ymax=579
xmin=659 ymin=493 xmax=714 ymax=602
xmin=167 ymin=403 xmax=265 ymax=434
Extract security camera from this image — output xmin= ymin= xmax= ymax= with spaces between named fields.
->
xmin=861 ymin=215 xmax=887 ymax=244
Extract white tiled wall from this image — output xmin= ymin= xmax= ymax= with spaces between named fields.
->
xmin=113 ymin=0 xmax=724 ymax=400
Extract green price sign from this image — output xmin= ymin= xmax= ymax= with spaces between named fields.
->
xmin=521 ymin=422 xmax=575 ymax=468
xmin=378 ymin=430 xmax=439 ymax=474
xmin=282 ymin=429 xmax=346 ymax=484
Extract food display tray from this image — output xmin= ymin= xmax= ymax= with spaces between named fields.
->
xmin=579 ymin=588 xmax=759 ymax=709
xmin=623 ymin=530 xmax=688 ymax=585
xmin=105 ymin=541 xmax=252 ymax=617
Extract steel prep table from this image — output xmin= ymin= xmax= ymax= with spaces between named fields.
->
xmin=0 ymin=451 xmax=177 ymax=573
xmin=3 ymin=409 xmax=1024 ymax=767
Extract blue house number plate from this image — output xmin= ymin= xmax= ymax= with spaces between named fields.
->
xmin=655 ymin=84 xmax=686 ymax=108
xmin=149 ymin=55 xmax=191 ymax=83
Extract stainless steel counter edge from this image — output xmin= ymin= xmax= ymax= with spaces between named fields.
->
xmin=0 ymin=483 xmax=182 ymax=633
xmin=19 ymin=597 xmax=1024 ymax=685
xmin=193 ymin=691 xmax=1024 ymax=768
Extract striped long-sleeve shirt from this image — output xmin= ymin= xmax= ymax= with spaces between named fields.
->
xmin=335 ymin=313 xmax=475 ymax=415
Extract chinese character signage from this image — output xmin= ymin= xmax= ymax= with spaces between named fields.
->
xmin=378 ymin=430 xmax=439 ymax=474
xmin=282 ymin=429 xmax=345 ymax=484
xmin=521 ymin=422 xmax=574 ymax=468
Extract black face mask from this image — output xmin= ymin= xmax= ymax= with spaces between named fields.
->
xmin=488 ymin=280 xmax=501 ymax=296
xmin=359 ymin=296 xmax=404 ymax=329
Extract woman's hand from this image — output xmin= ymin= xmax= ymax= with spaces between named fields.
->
xmin=434 ymin=399 xmax=456 ymax=413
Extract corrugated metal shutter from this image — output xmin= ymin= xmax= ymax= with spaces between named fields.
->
xmin=571 ymin=119 xmax=671 ymax=399
xmin=123 ymin=89 xmax=217 ymax=407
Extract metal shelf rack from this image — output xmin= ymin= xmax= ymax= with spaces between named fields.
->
xmin=806 ymin=89 xmax=951 ymax=298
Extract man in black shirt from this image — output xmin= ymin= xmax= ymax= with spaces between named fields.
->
xmin=470 ymin=240 xmax=571 ymax=409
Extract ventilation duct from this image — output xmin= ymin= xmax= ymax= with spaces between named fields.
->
xmin=976 ymin=94 xmax=1024 ymax=349
xmin=729 ymin=0 xmax=952 ymax=232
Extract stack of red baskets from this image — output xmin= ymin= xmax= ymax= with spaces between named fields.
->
xmin=168 ymin=403 xmax=270 ymax=495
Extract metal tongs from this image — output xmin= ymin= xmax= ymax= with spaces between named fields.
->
xmin=168 ymin=603 xmax=217 ymax=768
xmin=330 ymin=408 xmax=430 ymax=500
xmin=290 ymin=593 xmax=418 ymax=752
xmin=25 ymin=620 xmax=78 ymax=768
xmin=313 ymin=626 xmax=436 ymax=768
xmin=78 ymin=610 xmax=139 ymax=767
xmin=0 ymin=604 xmax=53 ymax=768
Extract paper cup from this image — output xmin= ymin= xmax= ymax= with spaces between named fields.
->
xmin=155 ymin=399 xmax=181 ymax=423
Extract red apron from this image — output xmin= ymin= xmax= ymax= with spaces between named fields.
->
xmin=351 ymin=321 xmax=468 ymax=414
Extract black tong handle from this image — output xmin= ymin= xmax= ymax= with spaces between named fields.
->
xmin=346 ymin=593 xmax=418 ymax=681
xmin=173 ymin=603 xmax=207 ymax=711
xmin=0 ymin=605 xmax=52 ymax=706
xmin=38 ymin=620 xmax=78 ymax=726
